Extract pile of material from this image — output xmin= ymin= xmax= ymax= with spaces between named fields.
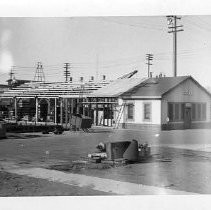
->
xmin=0 ymin=123 xmax=6 ymax=139
xmin=88 ymin=139 xmax=151 ymax=164
xmin=48 ymin=140 xmax=151 ymax=172
xmin=70 ymin=114 xmax=92 ymax=132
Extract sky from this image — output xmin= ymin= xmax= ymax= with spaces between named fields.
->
xmin=0 ymin=16 xmax=211 ymax=88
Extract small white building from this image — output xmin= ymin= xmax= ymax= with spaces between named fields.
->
xmin=92 ymin=76 xmax=211 ymax=130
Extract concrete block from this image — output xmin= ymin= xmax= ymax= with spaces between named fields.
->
xmin=105 ymin=141 xmax=131 ymax=160
xmin=123 ymin=139 xmax=139 ymax=161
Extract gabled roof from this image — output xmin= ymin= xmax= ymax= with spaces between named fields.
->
xmin=122 ymin=76 xmax=190 ymax=97
xmin=90 ymin=77 xmax=147 ymax=97
xmin=122 ymin=76 xmax=211 ymax=98
xmin=90 ymin=76 xmax=192 ymax=98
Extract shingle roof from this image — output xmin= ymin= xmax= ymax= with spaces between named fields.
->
xmin=123 ymin=76 xmax=190 ymax=97
xmin=90 ymin=77 xmax=147 ymax=97
xmin=90 ymin=76 xmax=191 ymax=98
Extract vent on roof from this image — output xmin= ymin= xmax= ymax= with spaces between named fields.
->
xmin=89 ymin=76 xmax=94 ymax=82
xmin=102 ymin=75 xmax=106 ymax=80
xmin=80 ymin=77 xmax=84 ymax=82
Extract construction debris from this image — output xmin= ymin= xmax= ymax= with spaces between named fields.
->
xmin=88 ymin=139 xmax=151 ymax=164
xmin=138 ymin=143 xmax=151 ymax=159
xmin=53 ymin=126 xmax=64 ymax=135
xmin=96 ymin=142 xmax=106 ymax=152
xmin=48 ymin=141 xmax=151 ymax=173
xmin=0 ymin=122 xmax=6 ymax=139
xmin=87 ymin=152 xmax=107 ymax=159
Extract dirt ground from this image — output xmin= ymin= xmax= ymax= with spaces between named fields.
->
xmin=1 ymin=128 xmax=211 ymax=195
xmin=0 ymin=171 xmax=112 ymax=196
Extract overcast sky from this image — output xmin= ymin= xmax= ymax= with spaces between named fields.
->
xmin=0 ymin=16 xmax=211 ymax=87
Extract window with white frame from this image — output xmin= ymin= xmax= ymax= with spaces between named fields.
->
xmin=143 ymin=102 xmax=151 ymax=121
xmin=127 ymin=103 xmax=134 ymax=120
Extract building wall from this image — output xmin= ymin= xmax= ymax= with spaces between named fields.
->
xmin=114 ymin=78 xmax=211 ymax=130
xmin=161 ymin=78 xmax=211 ymax=126
xmin=121 ymin=99 xmax=161 ymax=125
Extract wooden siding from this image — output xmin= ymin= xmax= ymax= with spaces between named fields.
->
xmin=161 ymin=78 xmax=211 ymax=124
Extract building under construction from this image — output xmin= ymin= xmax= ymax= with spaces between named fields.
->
xmin=1 ymin=70 xmax=211 ymax=130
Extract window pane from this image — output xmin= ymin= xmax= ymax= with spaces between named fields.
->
xmin=127 ymin=104 xmax=134 ymax=119
xmin=192 ymin=104 xmax=196 ymax=120
xmin=181 ymin=103 xmax=185 ymax=120
xmin=202 ymin=103 xmax=206 ymax=120
xmin=197 ymin=104 xmax=201 ymax=120
xmin=175 ymin=103 xmax=179 ymax=120
xmin=144 ymin=103 xmax=151 ymax=120
xmin=168 ymin=103 xmax=173 ymax=121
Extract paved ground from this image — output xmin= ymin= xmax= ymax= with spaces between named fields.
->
xmin=1 ymin=127 xmax=211 ymax=195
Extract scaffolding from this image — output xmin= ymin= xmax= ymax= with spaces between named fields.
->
xmin=0 ymin=71 xmax=143 ymax=128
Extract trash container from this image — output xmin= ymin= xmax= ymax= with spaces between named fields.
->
xmin=81 ymin=117 xmax=92 ymax=131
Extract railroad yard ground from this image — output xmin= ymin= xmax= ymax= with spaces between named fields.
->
xmin=1 ymin=127 xmax=211 ymax=196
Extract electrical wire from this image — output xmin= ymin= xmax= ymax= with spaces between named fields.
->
xmin=97 ymin=17 xmax=165 ymax=31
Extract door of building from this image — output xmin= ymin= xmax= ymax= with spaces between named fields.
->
xmin=184 ymin=107 xmax=191 ymax=129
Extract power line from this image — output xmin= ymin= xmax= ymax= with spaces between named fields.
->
xmin=0 ymin=72 xmax=10 ymax=76
xmin=184 ymin=17 xmax=211 ymax=33
xmin=98 ymin=17 xmax=164 ymax=31
xmin=9 ymin=66 xmax=15 ymax=80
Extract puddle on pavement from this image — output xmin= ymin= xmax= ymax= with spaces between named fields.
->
xmin=47 ymin=156 xmax=157 ymax=173
xmin=48 ymin=162 xmax=116 ymax=172
xmin=18 ymin=161 xmax=31 ymax=165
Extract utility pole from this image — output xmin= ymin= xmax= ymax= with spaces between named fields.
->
xmin=64 ymin=63 xmax=70 ymax=82
xmin=167 ymin=16 xmax=184 ymax=77
xmin=146 ymin=54 xmax=153 ymax=78
xmin=9 ymin=66 xmax=15 ymax=80
xmin=34 ymin=62 xmax=45 ymax=82
xmin=8 ymin=66 xmax=15 ymax=88
xmin=96 ymin=53 xmax=99 ymax=81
